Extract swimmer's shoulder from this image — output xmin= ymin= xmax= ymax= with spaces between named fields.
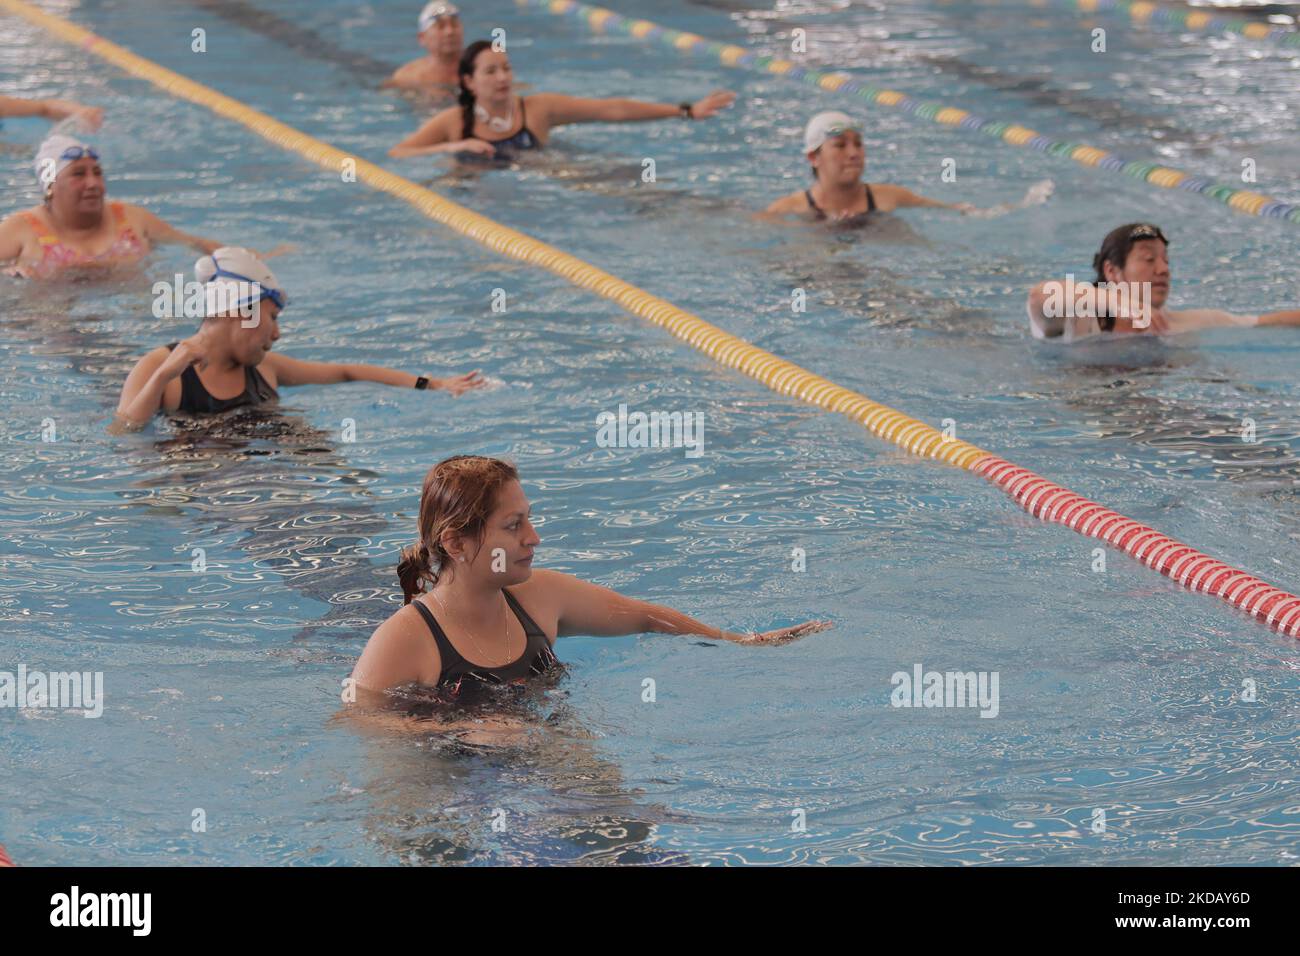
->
xmin=113 ymin=202 xmax=158 ymax=234
xmin=866 ymin=183 xmax=909 ymax=212
xmin=354 ymin=599 xmax=443 ymax=692
xmin=509 ymin=568 xmax=580 ymax=639
xmin=421 ymin=103 xmax=462 ymax=134
xmin=113 ymin=201 xmax=149 ymax=220
xmin=127 ymin=345 xmax=184 ymax=410
xmin=0 ymin=205 xmax=42 ymax=237
xmin=764 ymin=191 xmax=812 ymax=217
xmin=131 ymin=344 xmax=174 ymax=377
xmin=386 ymin=59 xmax=425 ymax=89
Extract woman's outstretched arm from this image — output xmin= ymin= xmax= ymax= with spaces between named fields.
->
xmin=536 ymin=568 xmax=828 ymax=645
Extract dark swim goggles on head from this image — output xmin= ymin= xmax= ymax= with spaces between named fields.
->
xmin=210 ymin=264 xmax=288 ymax=310
xmin=1127 ymin=223 xmax=1167 ymax=243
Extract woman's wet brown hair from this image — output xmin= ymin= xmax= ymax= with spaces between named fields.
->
xmin=396 ymin=455 xmax=520 ymax=603
xmin=457 ymin=39 xmax=497 ymax=141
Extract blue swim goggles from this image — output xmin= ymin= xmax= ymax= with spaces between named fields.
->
xmin=210 ymin=264 xmax=288 ymax=311
xmin=59 ymin=146 xmax=100 ymax=163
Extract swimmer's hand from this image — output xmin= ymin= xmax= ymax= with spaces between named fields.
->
xmin=157 ymin=336 xmax=210 ymax=378
xmin=46 ymin=100 xmax=103 ymax=131
xmin=691 ymin=90 xmax=736 ymax=119
xmin=451 ymin=138 xmax=497 ymax=157
xmin=735 ymin=619 xmax=832 ymax=646
xmin=962 ymin=180 xmax=1054 ymax=219
xmin=450 ymin=714 xmax=535 ymax=747
xmin=432 ymin=369 xmax=486 ymax=396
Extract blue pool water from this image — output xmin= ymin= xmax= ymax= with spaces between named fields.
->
xmin=1 ymin=0 xmax=1297 ymax=865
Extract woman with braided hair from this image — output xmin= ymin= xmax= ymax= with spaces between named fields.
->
xmin=389 ymin=41 xmax=734 ymax=161
xmin=350 ymin=455 xmax=829 ymax=698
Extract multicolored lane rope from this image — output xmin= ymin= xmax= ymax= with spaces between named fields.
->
xmin=3 ymin=0 xmax=1297 ymax=638
xmin=515 ymin=0 xmax=1300 ymax=224
xmin=1023 ymin=0 xmax=1300 ymax=48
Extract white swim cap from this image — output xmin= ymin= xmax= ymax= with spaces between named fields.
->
xmin=34 ymin=134 xmax=98 ymax=187
xmin=195 ymin=247 xmax=286 ymax=318
xmin=803 ymin=111 xmax=860 ymax=154
xmin=418 ymin=1 xmax=460 ymax=33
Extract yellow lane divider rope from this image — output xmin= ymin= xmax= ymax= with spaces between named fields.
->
xmin=515 ymin=0 xmax=1300 ymax=224
xmin=5 ymin=0 xmax=1297 ymax=637
xmin=1022 ymin=0 xmax=1300 ymax=48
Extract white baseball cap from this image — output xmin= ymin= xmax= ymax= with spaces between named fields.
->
xmin=803 ymin=111 xmax=861 ymax=154
xmin=418 ymin=1 xmax=461 ymax=33
xmin=195 ymin=247 xmax=286 ymax=318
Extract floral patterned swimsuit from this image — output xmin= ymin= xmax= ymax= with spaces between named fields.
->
xmin=15 ymin=202 xmax=147 ymax=278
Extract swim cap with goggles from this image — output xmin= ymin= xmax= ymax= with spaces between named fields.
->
xmin=34 ymin=134 xmax=99 ymax=188
xmin=196 ymin=247 xmax=288 ymax=318
xmin=418 ymin=1 xmax=460 ymax=33
xmin=804 ymin=111 xmax=861 ymax=154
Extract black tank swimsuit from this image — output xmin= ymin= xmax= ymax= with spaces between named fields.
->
xmin=805 ymin=183 xmax=877 ymax=221
xmin=463 ymin=97 xmax=540 ymax=160
xmin=412 ymin=589 xmax=559 ymax=695
xmin=166 ymin=342 xmax=278 ymax=414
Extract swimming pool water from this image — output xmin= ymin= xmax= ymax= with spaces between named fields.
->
xmin=1 ymin=0 xmax=1297 ymax=865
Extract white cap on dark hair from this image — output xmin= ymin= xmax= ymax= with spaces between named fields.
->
xmin=803 ymin=111 xmax=860 ymax=155
xmin=418 ymin=1 xmax=460 ymax=33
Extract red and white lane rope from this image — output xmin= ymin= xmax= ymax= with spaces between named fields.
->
xmin=975 ymin=456 xmax=1300 ymax=638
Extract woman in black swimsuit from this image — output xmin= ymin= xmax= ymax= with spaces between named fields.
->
xmin=765 ymin=111 xmax=978 ymax=223
xmin=389 ymin=41 xmax=736 ymax=161
xmin=350 ymin=456 xmax=830 ymax=697
xmin=113 ymin=247 xmax=485 ymax=427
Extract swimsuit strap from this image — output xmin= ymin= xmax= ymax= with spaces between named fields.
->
xmin=502 ymin=588 xmax=547 ymax=641
xmin=410 ymin=599 xmax=470 ymax=677
xmin=109 ymin=201 xmax=145 ymax=247
xmin=246 ymin=364 xmax=275 ymax=399
xmin=804 ymin=188 xmax=825 ymax=219
xmin=518 ymin=97 xmax=540 ymax=142
xmin=19 ymin=210 xmax=58 ymax=244
xmin=167 ymin=341 xmax=206 ymax=412
xmin=865 ymin=183 xmax=877 ymax=212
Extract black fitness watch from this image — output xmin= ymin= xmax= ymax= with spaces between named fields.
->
xmin=679 ymin=102 xmax=694 ymax=120
xmin=414 ymin=376 xmax=430 ymax=390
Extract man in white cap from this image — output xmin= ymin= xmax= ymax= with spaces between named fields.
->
xmin=115 ymin=247 xmax=486 ymax=426
xmin=383 ymin=2 xmax=464 ymax=95
xmin=765 ymin=111 xmax=977 ymax=222
xmin=0 ymin=135 xmax=225 ymax=279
